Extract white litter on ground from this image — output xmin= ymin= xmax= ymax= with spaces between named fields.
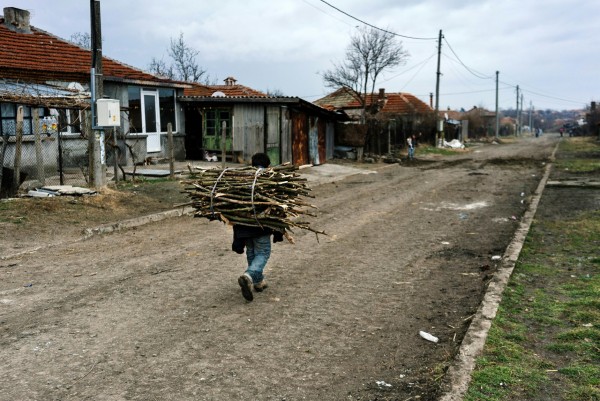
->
xmin=419 ymin=331 xmax=439 ymax=343
xmin=443 ymin=139 xmax=465 ymax=149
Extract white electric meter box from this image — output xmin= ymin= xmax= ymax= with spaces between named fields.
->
xmin=96 ymin=99 xmax=121 ymax=127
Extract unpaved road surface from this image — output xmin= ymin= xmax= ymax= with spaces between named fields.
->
xmin=0 ymin=136 xmax=559 ymax=400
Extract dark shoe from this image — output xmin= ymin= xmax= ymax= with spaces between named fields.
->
xmin=238 ymin=274 xmax=254 ymax=301
xmin=254 ymin=280 xmax=268 ymax=292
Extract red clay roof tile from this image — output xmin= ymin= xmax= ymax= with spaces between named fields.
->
xmin=314 ymin=88 xmax=432 ymax=116
xmin=184 ymin=83 xmax=267 ymax=97
xmin=0 ymin=17 xmax=184 ymax=87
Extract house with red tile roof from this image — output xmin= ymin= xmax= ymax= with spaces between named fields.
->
xmin=314 ymin=87 xmax=433 ymax=154
xmin=0 ymin=6 xmax=189 ymax=193
xmin=184 ymin=77 xmax=268 ymax=98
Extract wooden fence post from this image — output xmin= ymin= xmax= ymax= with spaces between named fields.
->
xmin=34 ymin=109 xmax=45 ymax=185
xmin=221 ymin=121 xmax=227 ymax=169
xmin=168 ymin=123 xmax=174 ymax=179
xmin=13 ymin=106 xmax=24 ymax=192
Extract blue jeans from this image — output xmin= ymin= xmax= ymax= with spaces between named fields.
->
xmin=408 ymin=147 xmax=414 ymax=159
xmin=245 ymin=234 xmax=271 ymax=283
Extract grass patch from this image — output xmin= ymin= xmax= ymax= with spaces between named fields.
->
xmin=556 ymin=137 xmax=600 ymax=173
xmin=558 ymin=137 xmax=600 ymax=154
xmin=464 ymin=174 xmax=600 ymax=401
xmin=555 ymin=158 xmax=600 ymax=173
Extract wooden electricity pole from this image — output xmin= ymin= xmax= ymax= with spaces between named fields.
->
xmin=90 ymin=0 xmax=106 ymax=187
xmin=434 ymin=30 xmax=443 ymax=147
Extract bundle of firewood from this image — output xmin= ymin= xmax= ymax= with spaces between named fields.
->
xmin=181 ymin=164 xmax=325 ymax=242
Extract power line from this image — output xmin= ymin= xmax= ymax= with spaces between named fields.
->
xmin=300 ymin=0 xmax=354 ymax=28
xmin=442 ymin=37 xmax=492 ymax=80
xmin=521 ymin=88 xmax=586 ymax=106
xmin=381 ymin=52 xmax=437 ymax=82
xmin=317 ymin=0 xmax=437 ymax=40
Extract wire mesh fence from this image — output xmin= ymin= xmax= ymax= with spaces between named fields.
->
xmin=0 ymin=119 xmax=90 ymax=198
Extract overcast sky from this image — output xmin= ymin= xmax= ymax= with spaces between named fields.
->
xmin=4 ymin=0 xmax=599 ymax=111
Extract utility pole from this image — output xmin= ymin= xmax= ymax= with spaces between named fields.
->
xmin=434 ymin=29 xmax=443 ymax=147
xmin=515 ymin=85 xmax=520 ymax=136
xmin=495 ymin=71 xmax=499 ymax=139
xmin=529 ymin=101 xmax=533 ymax=133
xmin=520 ymin=93 xmax=524 ymax=136
xmin=90 ymin=0 xmax=106 ymax=188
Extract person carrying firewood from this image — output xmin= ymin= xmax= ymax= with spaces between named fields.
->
xmin=231 ymin=153 xmax=284 ymax=302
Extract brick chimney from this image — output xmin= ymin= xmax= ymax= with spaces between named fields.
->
xmin=3 ymin=7 xmax=31 ymax=34
xmin=224 ymin=77 xmax=237 ymax=86
xmin=378 ymin=88 xmax=385 ymax=101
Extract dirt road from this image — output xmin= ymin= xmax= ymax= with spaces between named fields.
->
xmin=0 ymin=136 xmax=559 ymax=400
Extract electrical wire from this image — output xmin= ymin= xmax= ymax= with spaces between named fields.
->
xmin=318 ymin=0 xmax=437 ymax=40
xmin=380 ymin=52 xmax=437 ymax=82
xmin=308 ymin=1 xmax=589 ymax=108
xmin=442 ymin=37 xmax=492 ymax=80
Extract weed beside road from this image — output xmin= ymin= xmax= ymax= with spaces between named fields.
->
xmin=464 ymin=137 xmax=600 ymax=401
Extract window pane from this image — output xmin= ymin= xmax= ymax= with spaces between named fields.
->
xmin=205 ymin=110 xmax=216 ymax=136
xmin=128 ymin=86 xmax=142 ymax=133
xmin=144 ymin=94 xmax=157 ymax=133
xmin=1 ymin=103 xmax=15 ymax=117
xmin=2 ymin=120 xmax=15 ymax=135
xmin=23 ymin=120 xmax=32 ymax=135
xmin=159 ymin=88 xmax=176 ymax=132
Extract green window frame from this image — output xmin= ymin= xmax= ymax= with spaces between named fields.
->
xmin=202 ymin=107 xmax=232 ymax=151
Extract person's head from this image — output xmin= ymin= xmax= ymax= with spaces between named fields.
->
xmin=251 ymin=153 xmax=271 ymax=168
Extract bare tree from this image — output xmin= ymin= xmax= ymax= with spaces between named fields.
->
xmin=322 ymin=27 xmax=409 ymax=122
xmin=266 ymin=88 xmax=285 ymax=97
xmin=149 ymin=32 xmax=210 ymax=83
xmin=69 ymin=32 xmax=91 ymax=49
xmin=148 ymin=58 xmax=175 ymax=80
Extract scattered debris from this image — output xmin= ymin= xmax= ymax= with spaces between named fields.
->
xmin=419 ymin=331 xmax=439 ymax=343
xmin=443 ymin=139 xmax=465 ymax=149
xmin=26 ymin=185 xmax=96 ymax=197
xmin=124 ymin=169 xmax=182 ymax=178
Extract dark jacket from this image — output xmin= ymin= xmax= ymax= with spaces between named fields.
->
xmin=231 ymin=225 xmax=284 ymax=254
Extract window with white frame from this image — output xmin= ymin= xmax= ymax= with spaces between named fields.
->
xmin=128 ymin=86 xmax=177 ymax=134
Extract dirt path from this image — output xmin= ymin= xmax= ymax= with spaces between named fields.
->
xmin=0 ymin=136 xmax=559 ymax=400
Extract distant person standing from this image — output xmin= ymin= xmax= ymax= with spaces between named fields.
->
xmin=407 ymin=135 xmax=415 ymax=160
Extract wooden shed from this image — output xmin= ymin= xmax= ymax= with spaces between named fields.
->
xmin=179 ymin=94 xmax=338 ymax=166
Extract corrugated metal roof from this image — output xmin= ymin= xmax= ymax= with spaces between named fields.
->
xmin=0 ymin=79 xmax=90 ymax=107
